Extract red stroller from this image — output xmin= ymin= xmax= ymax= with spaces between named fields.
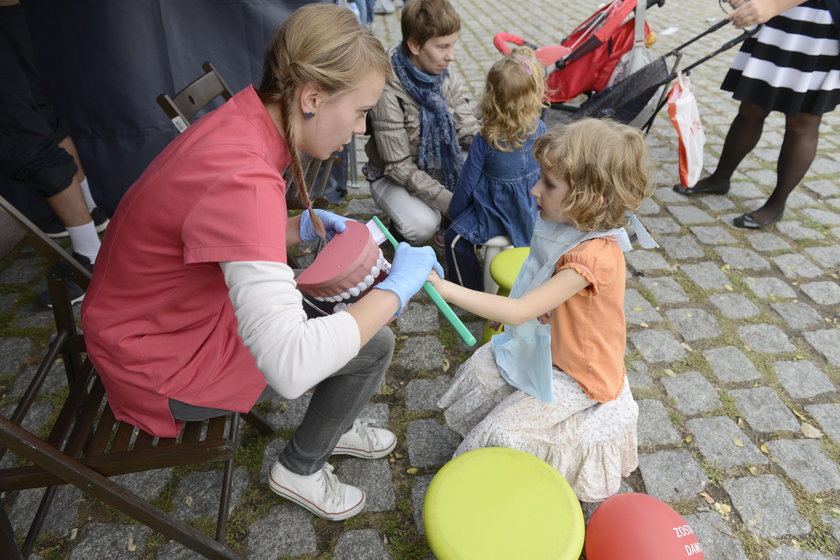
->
xmin=494 ymin=0 xmax=666 ymax=104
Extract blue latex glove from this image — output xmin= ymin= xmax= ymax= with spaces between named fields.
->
xmin=373 ymin=242 xmax=444 ymax=315
xmin=299 ymin=209 xmax=352 ymax=242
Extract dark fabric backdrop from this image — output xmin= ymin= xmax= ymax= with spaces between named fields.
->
xmin=1 ymin=0 xmax=309 ymax=220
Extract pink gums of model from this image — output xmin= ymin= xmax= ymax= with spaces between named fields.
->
xmin=296 ymin=220 xmax=390 ymax=305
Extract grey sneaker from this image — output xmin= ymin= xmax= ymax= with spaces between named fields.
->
xmin=332 ymin=419 xmax=396 ymax=459
xmin=268 ymin=462 xmax=365 ymax=520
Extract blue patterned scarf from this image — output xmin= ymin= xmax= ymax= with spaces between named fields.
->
xmin=391 ymin=47 xmax=463 ymax=191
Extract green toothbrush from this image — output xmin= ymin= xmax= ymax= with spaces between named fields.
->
xmin=368 ymin=216 xmax=476 ymax=347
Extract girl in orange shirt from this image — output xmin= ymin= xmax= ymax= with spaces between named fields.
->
xmin=429 ymin=118 xmax=657 ymax=501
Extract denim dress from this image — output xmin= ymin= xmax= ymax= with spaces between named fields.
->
xmin=447 ymin=119 xmax=546 ymax=247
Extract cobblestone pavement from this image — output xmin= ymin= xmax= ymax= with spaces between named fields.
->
xmin=2 ymin=1 xmax=839 ymax=559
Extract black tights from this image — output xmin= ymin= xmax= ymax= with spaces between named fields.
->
xmin=700 ymin=101 xmax=822 ymax=222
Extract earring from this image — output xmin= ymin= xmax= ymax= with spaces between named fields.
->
xmin=304 ymin=111 xmax=315 ymax=119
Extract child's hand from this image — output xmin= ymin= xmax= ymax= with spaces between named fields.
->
xmin=537 ymin=311 xmax=551 ymax=325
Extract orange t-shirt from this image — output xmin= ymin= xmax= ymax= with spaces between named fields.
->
xmin=549 ymin=237 xmax=626 ymax=402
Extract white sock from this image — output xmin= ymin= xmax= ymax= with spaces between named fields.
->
xmin=79 ymin=177 xmax=96 ymax=211
xmin=67 ymin=221 xmax=100 ymax=264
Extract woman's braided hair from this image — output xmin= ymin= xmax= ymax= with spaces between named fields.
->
xmin=257 ymin=4 xmax=391 ymax=236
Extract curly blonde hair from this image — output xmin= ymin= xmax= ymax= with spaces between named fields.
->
xmin=533 ymin=118 xmax=652 ymax=232
xmin=480 ymin=47 xmax=545 ymax=151
xmin=257 ymin=4 xmax=391 ymax=234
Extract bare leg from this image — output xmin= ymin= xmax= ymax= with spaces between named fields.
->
xmin=745 ymin=111 xmax=821 ymax=224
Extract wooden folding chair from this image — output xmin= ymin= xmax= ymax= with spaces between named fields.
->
xmin=156 ymin=61 xmax=335 ymax=210
xmin=0 ymin=195 xmax=275 ymax=560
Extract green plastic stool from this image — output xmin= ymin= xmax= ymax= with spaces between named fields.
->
xmin=423 ymin=447 xmax=585 ymax=560
xmin=481 ymin=247 xmax=530 ymax=344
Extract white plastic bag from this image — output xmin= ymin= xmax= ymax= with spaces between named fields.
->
xmin=667 ymin=72 xmax=705 ymax=188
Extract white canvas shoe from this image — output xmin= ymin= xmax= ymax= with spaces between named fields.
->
xmin=268 ymin=461 xmax=365 ymax=521
xmin=332 ymin=419 xmax=397 ymax=459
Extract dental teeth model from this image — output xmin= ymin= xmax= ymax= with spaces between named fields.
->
xmin=296 ymin=220 xmax=391 ymax=311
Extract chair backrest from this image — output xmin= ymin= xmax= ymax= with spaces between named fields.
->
xmin=156 ymin=61 xmax=233 ymax=133
xmin=0 ymin=195 xmax=273 ymax=560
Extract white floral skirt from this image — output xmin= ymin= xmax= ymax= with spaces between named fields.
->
xmin=437 ymin=343 xmax=638 ymax=502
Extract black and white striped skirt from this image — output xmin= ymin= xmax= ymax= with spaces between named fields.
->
xmin=721 ymin=0 xmax=839 ymax=115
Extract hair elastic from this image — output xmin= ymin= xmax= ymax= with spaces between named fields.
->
xmin=514 ymin=56 xmax=533 ymax=76
xmin=304 ymin=111 xmax=316 ymax=119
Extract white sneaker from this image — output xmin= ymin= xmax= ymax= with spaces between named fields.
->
xmin=332 ymin=419 xmax=397 ymax=459
xmin=268 ymin=461 xmax=365 ymax=521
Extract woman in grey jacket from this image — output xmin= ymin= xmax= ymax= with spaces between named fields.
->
xmin=364 ymin=0 xmax=479 ymax=244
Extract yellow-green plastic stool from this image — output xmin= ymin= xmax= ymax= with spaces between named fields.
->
xmin=423 ymin=447 xmax=585 ymax=560
xmin=481 ymin=247 xmax=530 ymax=344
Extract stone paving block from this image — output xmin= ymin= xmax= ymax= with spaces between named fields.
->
xmin=9 ymin=485 xmax=82 ymax=539
xmin=821 ymin=513 xmax=840 ymax=545
xmin=665 ymin=308 xmax=721 ymax=341
xmin=68 ymin=523 xmax=152 ymax=560
xmin=723 ymin=475 xmax=811 ymax=538
xmin=173 ymin=467 xmax=249 ymax=521
xmin=800 ymin=281 xmax=840 ymax=305
xmin=682 ymin=511 xmax=748 ymax=560
xmin=638 ymin=450 xmax=710 ymax=502
xmin=0 ymin=336 xmax=34 ymax=377
xmin=155 ymin=541 xmax=205 ymax=560
xmin=775 ymin=360 xmax=836 ymax=399
xmin=738 ymin=324 xmax=795 ymax=353
xmin=662 ymin=371 xmax=722 ymax=416
xmin=405 ymin=376 xmax=451 ymax=411
xmin=247 ymin=504 xmax=316 ymax=559
xmin=715 ymin=247 xmax=771 ymax=271
xmin=709 ymin=293 xmax=760 ymax=319
xmin=681 ymin=262 xmax=730 ymax=291
xmin=0 ymin=255 xmax=42 ymax=284
xmin=699 ymin=195 xmax=738 ymax=212
xmin=11 ymin=361 xmax=68 ymax=397
xmin=769 ymin=546 xmax=835 ymax=560
xmin=771 ymin=302 xmax=825 ymax=329
xmin=343 ymin=197 xmax=380 ymax=216
xmin=642 ymin=216 xmax=682 ymax=234
xmin=658 ymin=235 xmax=705 ymax=259
xmin=112 ymin=468 xmax=174 ymax=502
xmin=744 ymin=276 xmax=797 ymax=299
xmin=805 ymin=404 xmax=840 ymax=444
xmin=685 ymin=417 xmax=769 ymax=468
xmin=624 ymin=289 xmax=663 ymax=325
xmin=333 ymin=529 xmax=392 ymax=560
xmin=398 ymin=335 xmax=445 ymax=371
xmin=690 ymin=225 xmax=737 ymax=245
xmin=638 ymin=197 xmax=660 ymax=215
xmin=629 ymin=330 xmax=686 ymax=363
xmin=639 ymin=276 xmax=689 ymax=303
xmin=800 ymin=208 xmax=840 ymax=226
xmin=766 ymin=439 xmax=840 ymax=494
xmin=412 ymin=474 xmax=434 ymax=535
xmin=654 ymin=186 xmax=690 ymax=204
xmin=667 ymin=205 xmax=716 ymax=225
xmin=729 ymin=387 xmax=799 ymax=433
xmin=625 ymin=250 xmax=673 ymax=272
xmin=772 ymin=254 xmax=824 ymax=279
xmin=259 ymin=437 xmax=287 ymax=482
xmin=776 ymin=221 xmax=825 ymax=240
xmin=704 ymin=346 xmax=762 ymax=382
xmin=804 ymin=329 xmax=840 ymax=367
xmin=336 ymin=458 xmax=395 ymax=512
xmin=804 ymin=245 xmax=840 ymax=268
xmin=808 ymin=179 xmax=840 ymax=198
xmin=406 ymin=419 xmax=461 ymax=468
xmin=627 ymin=361 xmax=652 ymax=389
xmin=637 ymin=400 xmax=680 ymax=446
xmin=268 ymin=394 xmax=311 ymax=431
xmin=747 ymin=231 xmax=792 ymax=252
xmin=396 ymin=302 xmax=439 ymax=333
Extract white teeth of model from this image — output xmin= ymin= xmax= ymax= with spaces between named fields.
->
xmin=340 ymin=291 xmax=351 ymax=300
xmin=356 ymin=281 xmax=368 ymax=292
xmin=371 ymin=265 xmax=379 ymax=277
xmin=363 ymin=274 xmax=374 ymax=286
xmin=348 ymin=286 xmax=360 ymax=297
xmin=334 ymin=302 xmax=350 ymax=312
xmin=314 ymin=296 xmax=325 ymax=302
xmin=326 ymin=295 xmax=337 ymax=303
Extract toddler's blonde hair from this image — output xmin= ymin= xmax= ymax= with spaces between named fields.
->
xmin=533 ymin=118 xmax=652 ymax=231
xmin=480 ymin=47 xmax=545 ymax=151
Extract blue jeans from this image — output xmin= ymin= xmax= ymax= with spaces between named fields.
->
xmin=170 ymin=326 xmax=395 ymax=475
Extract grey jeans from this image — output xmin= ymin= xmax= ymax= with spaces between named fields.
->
xmin=169 ymin=326 xmax=395 ymax=476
